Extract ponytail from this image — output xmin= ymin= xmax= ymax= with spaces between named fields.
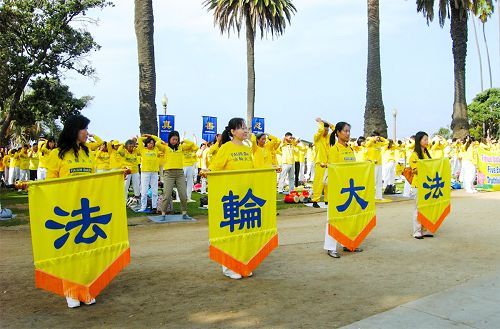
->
xmin=220 ymin=117 xmax=245 ymax=146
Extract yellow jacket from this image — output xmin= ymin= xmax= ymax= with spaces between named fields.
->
xmin=19 ymin=149 xmax=30 ymax=170
xmin=294 ymin=142 xmax=307 ymax=162
xmin=163 ymin=140 xmax=196 ymax=170
xmin=47 ymin=147 xmax=94 ymax=178
xmin=409 ymin=149 xmax=431 ymax=187
xmin=182 ymin=141 xmax=199 ymax=167
xmin=95 ymin=150 xmax=111 ymax=171
xmin=117 ymin=145 xmax=140 ymax=174
xmin=328 ymin=143 xmax=356 ymax=164
xmin=137 ymin=136 xmax=166 ymax=172
xmin=28 ymin=149 xmax=39 ymax=170
xmin=251 ymin=134 xmax=273 ymax=169
xmin=365 ymin=137 xmax=389 ymax=165
xmin=313 ymin=122 xmax=332 ymax=164
xmin=209 ymin=142 xmax=253 ymax=171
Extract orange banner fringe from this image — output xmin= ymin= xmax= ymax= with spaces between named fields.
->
xmin=328 ymin=216 xmax=376 ymax=251
xmin=418 ymin=204 xmax=451 ymax=233
xmin=35 ymin=247 xmax=130 ymax=302
xmin=209 ymin=234 xmax=278 ymax=277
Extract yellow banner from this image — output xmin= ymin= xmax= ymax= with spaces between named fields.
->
xmin=417 ymin=158 xmax=451 ymax=233
xmin=28 ymin=171 xmax=130 ymax=302
xmin=208 ymin=168 xmax=278 ymax=276
xmin=327 ymin=162 xmax=376 ymax=251
xmin=477 ymin=148 xmax=500 ymax=191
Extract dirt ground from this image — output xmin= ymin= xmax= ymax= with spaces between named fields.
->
xmin=1 ymin=190 xmax=499 ymax=329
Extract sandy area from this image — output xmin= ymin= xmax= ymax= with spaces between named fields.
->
xmin=1 ymin=190 xmax=499 ymax=328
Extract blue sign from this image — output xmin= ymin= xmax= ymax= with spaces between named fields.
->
xmin=202 ymin=116 xmax=217 ymax=143
xmin=159 ymin=115 xmax=175 ymax=142
xmin=252 ymin=117 xmax=265 ymax=135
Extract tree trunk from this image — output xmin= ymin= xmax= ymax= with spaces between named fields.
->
xmin=471 ymin=16 xmax=483 ymax=91
xmin=245 ymin=10 xmax=256 ymax=128
xmin=450 ymin=5 xmax=470 ymax=139
xmin=364 ymin=0 xmax=387 ymax=138
xmin=134 ymin=0 xmax=158 ymax=135
xmin=0 ymin=76 xmax=30 ymax=146
xmin=482 ymin=23 xmax=492 ymax=89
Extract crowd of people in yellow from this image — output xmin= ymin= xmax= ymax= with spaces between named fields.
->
xmin=1 ymin=115 xmax=497 ymax=208
xmin=1 ymin=114 xmax=498 ymax=306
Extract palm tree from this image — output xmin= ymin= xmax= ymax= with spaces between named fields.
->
xmin=134 ymin=0 xmax=158 ymax=135
xmin=476 ymin=0 xmax=494 ymax=89
xmin=203 ymin=0 xmax=296 ymax=126
xmin=416 ymin=0 xmax=494 ymax=138
xmin=364 ymin=0 xmax=388 ymax=138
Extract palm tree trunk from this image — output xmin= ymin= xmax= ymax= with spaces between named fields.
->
xmin=482 ymin=23 xmax=492 ymax=89
xmin=471 ymin=16 xmax=483 ymax=91
xmin=450 ymin=5 xmax=469 ymax=139
xmin=134 ymin=0 xmax=158 ymax=135
xmin=245 ymin=11 xmax=256 ymax=128
xmin=364 ymin=0 xmax=387 ymax=138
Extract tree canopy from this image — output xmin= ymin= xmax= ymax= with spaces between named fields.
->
xmin=0 ymin=0 xmax=113 ymax=145
xmin=467 ymin=88 xmax=500 ymax=139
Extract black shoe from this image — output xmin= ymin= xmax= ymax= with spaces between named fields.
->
xmin=414 ymin=236 xmax=424 ymax=240
xmin=343 ymin=247 xmax=363 ymax=252
xmin=312 ymin=202 xmax=320 ymax=208
xmin=423 ymin=234 xmax=434 ymax=238
xmin=324 ymin=202 xmax=328 ymax=205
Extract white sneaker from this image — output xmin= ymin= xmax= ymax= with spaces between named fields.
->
xmin=84 ymin=298 xmax=96 ymax=305
xmin=247 ymin=272 xmax=253 ymax=277
xmin=66 ymin=297 xmax=80 ymax=308
xmin=223 ymin=268 xmax=242 ymax=280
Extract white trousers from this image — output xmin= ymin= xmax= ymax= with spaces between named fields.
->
xmin=450 ymin=157 xmax=461 ymax=177
xmin=125 ymin=172 xmax=140 ymax=199
xmin=8 ymin=167 xmax=19 ymax=185
xmin=323 ymin=218 xmax=338 ymax=252
xmin=375 ymin=165 xmax=383 ymax=200
xmin=201 ymin=177 xmax=207 ymax=194
xmin=278 ymin=164 xmax=295 ymax=192
xmin=382 ymin=161 xmax=396 ymax=187
xmin=410 ymin=187 xmax=430 ymax=237
xmin=140 ymin=172 xmax=159 ymax=210
xmin=19 ymin=169 xmax=29 ymax=181
xmin=37 ymin=167 xmax=47 ymax=181
xmin=462 ymin=160 xmax=477 ymax=192
xmin=183 ymin=165 xmax=196 ymax=200
xmin=305 ymin=161 xmax=315 ymax=181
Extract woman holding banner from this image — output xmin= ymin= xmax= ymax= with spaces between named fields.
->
xmin=409 ymin=131 xmax=433 ymax=239
xmin=323 ymin=122 xmax=363 ymax=258
xmin=46 ymin=114 xmax=97 ymax=308
xmin=207 ymin=117 xmax=254 ymax=280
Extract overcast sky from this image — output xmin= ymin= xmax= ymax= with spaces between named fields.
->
xmin=64 ymin=0 xmax=500 ymax=143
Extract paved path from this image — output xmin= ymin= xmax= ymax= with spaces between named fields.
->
xmin=342 ymin=271 xmax=500 ymax=329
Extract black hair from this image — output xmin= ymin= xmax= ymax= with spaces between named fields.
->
xmin=221 ymin=118 xmax=245 ymax=145
xmin=168 ymin=130 xmax=180 ymax=151
xmin=212 ymin=133 xmax=221 ymax=145
xmin=388 ymin=139 xmax=394 ymax=149
xmin=329 ymin=122 xmax=350 ymax=146
xmin=414 ymin=131 xmax=431 ymax=160
xmin=57 ymin=114 xmax=90 ymax=159
xmin=464 ymin=135 xmax=475 ymax=151
xmin=125 ymin=139 xmax=135 ymax=147
xmin=323 ymin=122 xmax=329 ymax=128
xmin=285 ymin=132 xmax=293 ymax=137
xmin=143 ymin=137 xmax=155 ymax=147
xmin=256 ymin=133 xmax=266 ymax=141
xmin=46 ymin=137 xmax=56 ymax=149
xmin=357 ymin=136 xmax=366 ymax=146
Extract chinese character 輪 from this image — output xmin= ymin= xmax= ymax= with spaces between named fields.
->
xmin=220 ymin=189 xmax=266 ymax=232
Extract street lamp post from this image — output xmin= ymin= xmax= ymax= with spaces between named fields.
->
xmin=161 ymin=94 xmax=168 ymax=115
xmin=392 ymin=108 xmax=397 ymax=142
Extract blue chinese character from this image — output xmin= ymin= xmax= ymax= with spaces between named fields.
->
xmin=45 ymin=198 xmax=112 ymax=249
xmin=220 ymin=188 xmax=266 ymax=232
xmin=423 ymin=172 xmax=444 ymax=200
xmin=336 ymin=178 xmax=369 ymax=212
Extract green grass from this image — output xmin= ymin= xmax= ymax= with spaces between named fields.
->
xmin=0 ymin=187 xmax=310 ymax=226
xmin=0 ymin=188 xmax=30 ymax=226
